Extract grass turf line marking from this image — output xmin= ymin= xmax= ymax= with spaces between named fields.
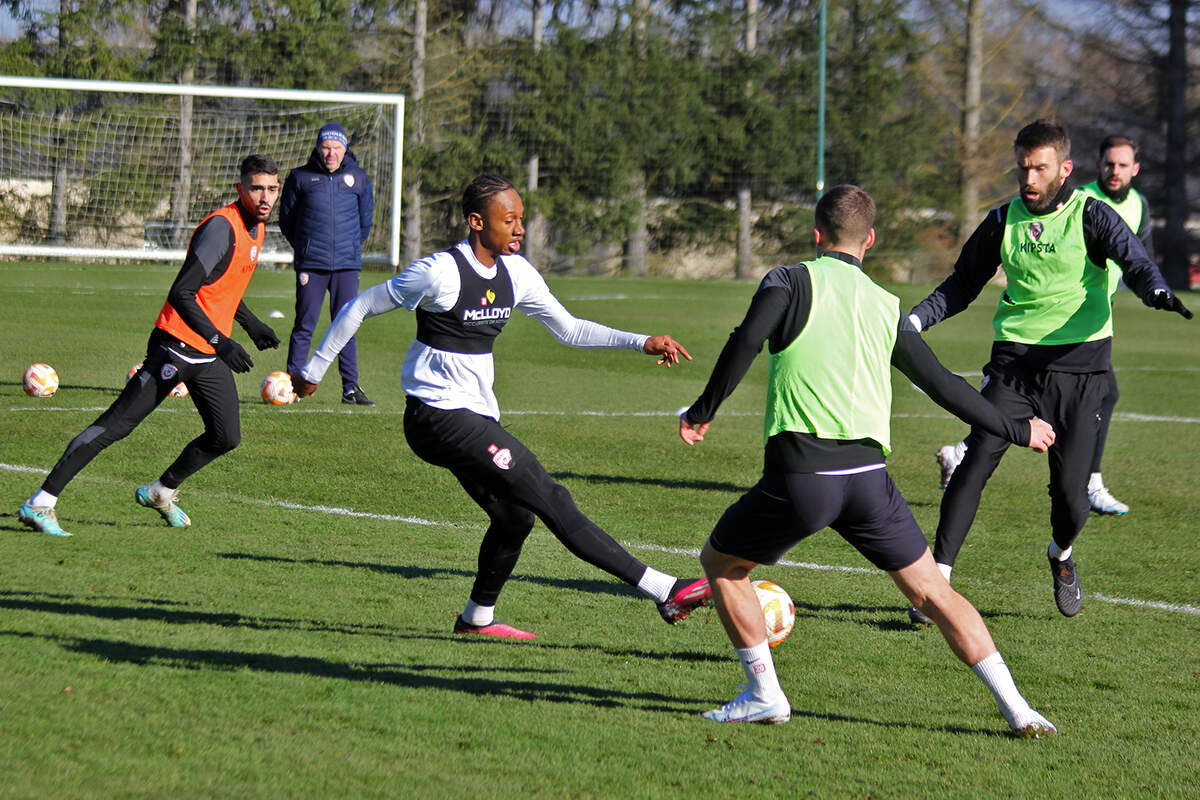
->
xmin=1092 ymin=594 xmax=1200 ymax=616
xmin=4 ymin=460 xmax=1195 ymax=615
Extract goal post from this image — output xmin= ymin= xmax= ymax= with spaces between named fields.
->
xmin=0 ymin=75 xmax=405 ymax=267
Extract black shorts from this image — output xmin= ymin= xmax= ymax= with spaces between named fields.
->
xmin=403 ymin=396 xmax=539 ymax=488
xmin=708 ymin=468 xmax=928 ymax=572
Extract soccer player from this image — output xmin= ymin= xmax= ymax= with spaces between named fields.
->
xmin=907 ymin=120 xmax=1190 ymax=622
xmin=17 ymin=155 xmax=283 ymax=537
xmin=678 ymin=185 xmax=1058 ymax=737
xmin=292 ymin=173 xmax=710 ymax=639
xmin=934 ymin=134 xmax=1155 ymax=517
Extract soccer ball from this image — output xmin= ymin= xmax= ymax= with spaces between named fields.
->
xmin=23 ymin=363 xmax=59 ymax=397
xmin=261 ymin=370 xmax=296 ymax=405
xmin=753 ymin=579 xmax=796 ymax=648
xmin=127 ymin=362 xmax=187 ymax=397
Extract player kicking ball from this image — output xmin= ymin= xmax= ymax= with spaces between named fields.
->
xmin=292 ymin=173 xmax=709 ymax=639
xmin=678 ymin=185 xmax=1056 ymax=737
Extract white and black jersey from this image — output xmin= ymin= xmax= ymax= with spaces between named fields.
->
xmin=303 ymin=240 xmax=648 ymax=420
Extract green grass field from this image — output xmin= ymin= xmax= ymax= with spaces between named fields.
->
xmin=2 ymin=261 xmax=1198 ymax=799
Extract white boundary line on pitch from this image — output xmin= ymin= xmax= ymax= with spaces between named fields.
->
xmin=3 ymin=460 xmax=1198 ymax=616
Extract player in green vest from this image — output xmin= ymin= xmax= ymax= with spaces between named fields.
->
xmin=1078 ymin=134 xmax=1153 ymax=513
xmin=908 ymin=120 xmax=1190 ymax=623
xmin=936 ymin=135 xmax=1154 ymax=517
xmin=678 ymin=185 xmax=1059 ymax=737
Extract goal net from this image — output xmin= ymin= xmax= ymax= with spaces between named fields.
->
xmin=0 ymin=76 xmax=404 ymax=266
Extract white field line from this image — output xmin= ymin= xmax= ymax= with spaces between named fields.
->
xmin=2 ymin=460 xmax=1197 ymax=616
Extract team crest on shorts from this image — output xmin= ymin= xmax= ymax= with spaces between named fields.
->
xmin=299 ymin=272 xmax=309 ymax=286
xmin=487 ymin=443 xmax=513 ymax=470
xmin=160 ymin=363 xmax=179 ymax=381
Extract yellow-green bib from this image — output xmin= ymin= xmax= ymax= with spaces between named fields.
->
xmin=765 ymin=255 xmax=899 ymax=455
xmin=995 ymin=191 xmax=1112 ymax=345
xmin=1080 ymin=180 xmax=1146 ymax=296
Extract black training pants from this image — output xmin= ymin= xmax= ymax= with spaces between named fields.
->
xmin=41 ymin=331 xmax=241 ymax=497
xmin=403 ymin=397 xmax=645 ymax=607
xmin=933 ymin=363 xmax=1108 ymax=567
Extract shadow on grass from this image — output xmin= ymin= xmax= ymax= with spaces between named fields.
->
xmin=550 ymin=470 xmax=748 ymax=495
xmin=0 ymin=589 xmax=398 ymax=637
xmin=216 ymin=551 xmax=640 ymax=599
xmin=0 ymin=590 xmax=726 ymax=664
xmin=792 ymin=600 xmax=1026 ymax=633
xmin=0 ymin=627 xmax=1008 ymax=733
xmin=1 ymin=629 xmax=705 ymax=714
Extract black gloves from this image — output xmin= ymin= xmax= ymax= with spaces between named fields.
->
xmin=213 ymin=335 xmax=254 ymax=373
xmin=242 ymin=317 xmax=281 ymax=351
xmin=1148 ymin=289 xmax=1194 ymax=320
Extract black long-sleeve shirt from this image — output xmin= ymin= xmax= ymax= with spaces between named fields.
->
xmin=909 ymin=185 xmax=1171 ymax=373
xmin=685 ymin=252 xmax=1031 ymax=473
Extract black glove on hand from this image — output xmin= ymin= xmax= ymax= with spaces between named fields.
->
xmin=1149 ymin=289 xmax=1194 ymax=320
xmin=213 ymin=335 xmax=254 ymax=373
xmin=243 ymin=317 xmax=281 ymax=351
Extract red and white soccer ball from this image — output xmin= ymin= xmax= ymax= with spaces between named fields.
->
xmin=127 ymin=363 xmax=188 ymax=397
xmin=753 ymin=579 xmax=796 ymax=649
xmin=23 ymin=363 xmax=59 ymax=397
xmin=261 ymin=370 xmax=296 ymax=405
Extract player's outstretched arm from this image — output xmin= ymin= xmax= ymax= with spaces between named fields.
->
xmin=644 ymin=334 xmax=692 ymax=367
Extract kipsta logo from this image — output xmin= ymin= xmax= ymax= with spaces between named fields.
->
xmin=1028 ymin=222 xmax=1043 ymax=241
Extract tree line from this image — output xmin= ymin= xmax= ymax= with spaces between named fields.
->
xmin=1 ymin=0 xmax=1195 ymax=286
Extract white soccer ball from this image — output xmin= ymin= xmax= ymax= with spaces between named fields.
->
xmin=23 ymin=362 xmax=59 ymax=397
xmin=753 ymin=579 xmax=796 ymax=649
xmin=127 ymin=362 xmax=187 ymax=397
xmin=261 ymin=370 xmax=296 ymax=405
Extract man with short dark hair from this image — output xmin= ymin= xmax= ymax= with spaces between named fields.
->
xmin=679 ymin=184 xmax=1058 ymax=737
xmin=18 ymin=155 xmax=282 ymax=537
xmin=936 ymin=133 xmax=1156 ymax=516
xmin=292 ymin=173 xmax=711 ymax=640
xmin=908 ymin=120 xmax=1190 ymax=621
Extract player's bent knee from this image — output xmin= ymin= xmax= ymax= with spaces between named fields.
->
xmin=700 ymin=539 xmax=753 ymax=579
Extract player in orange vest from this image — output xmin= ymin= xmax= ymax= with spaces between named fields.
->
xmin=18 ymin=154 xmax=282 ymax=537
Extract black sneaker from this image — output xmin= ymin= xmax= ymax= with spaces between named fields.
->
xmin=1048 ymin=554 xmax=1082 ymax=617
xmin=342 ymin=385 xmax=375 ymax=406
xmin=907 ymin=606 xmax=934 ymax=627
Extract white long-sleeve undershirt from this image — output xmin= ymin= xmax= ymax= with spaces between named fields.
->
xmin=302 ymin=240 xmax=648 ymax=419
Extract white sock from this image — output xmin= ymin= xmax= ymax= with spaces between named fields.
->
xmin=30 ymin=490 xmax=58 ymax=508
xmin=1088 ymin=472 xmax=1104 ymax=492
xmin=1048 ymin=542 xmax=1072 ymax=562
xmin=953 ymin=440 xmax=968 ymax=461
xmin=461 ymin=600 xmax=494 ymax=627
xmin=148 ymin=479 xmax=174 ymax=504
xmin=637 ymin=567 xmax=677 ymax=603
xmin=971 ymin=651 xmax=1031 ymax=722
xmin=937 ymin=562 xmax=953 ymax=582
xmin=736 ymin=640 xmax=784 ymax=700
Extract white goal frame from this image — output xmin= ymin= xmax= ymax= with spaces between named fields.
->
xmin=0 ymin=75 xmax=405 ymax=266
